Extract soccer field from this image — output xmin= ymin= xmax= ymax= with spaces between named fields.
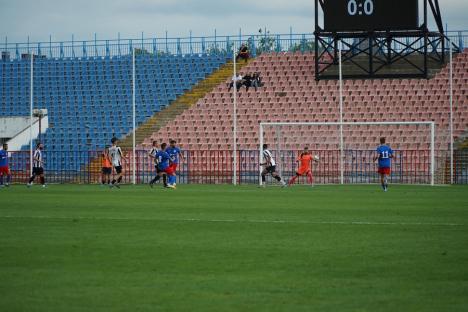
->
xmin=1 ymin=184 xmax=467 ymax=311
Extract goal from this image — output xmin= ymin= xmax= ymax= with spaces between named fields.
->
xmin=259 ymin=121 xmax=437 ymax=186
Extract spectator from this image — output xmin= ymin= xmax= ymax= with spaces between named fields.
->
xmin=236 ymin=44 xmax=250 ymax=63
xmin=252 ymin=72 xmax=263 ymax=91
xmin=243 ymin=73 xmax=253 ymax=91
xmin=228 ymin=74 xmax=243 ymax=92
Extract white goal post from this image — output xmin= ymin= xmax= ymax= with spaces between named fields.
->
xmin=259 ymin=121 xmax=436 ymax=186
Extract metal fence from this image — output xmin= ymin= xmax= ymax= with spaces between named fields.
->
xmin=1 ymin=31 xmax=467 ymax=60
xmin=6 ymin=149 xmax=468 ymax=185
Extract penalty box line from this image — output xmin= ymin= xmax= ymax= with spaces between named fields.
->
xmin=0 ymin=215 xmax=464 ymax=227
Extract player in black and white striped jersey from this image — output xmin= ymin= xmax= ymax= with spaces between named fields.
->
xmin=27 ymin=142 xmax=46 ymax=188
xmin=260 ymin=144 xmax=287 ymax=188
xmin=108 ymin=137 xmax=126 ymax=188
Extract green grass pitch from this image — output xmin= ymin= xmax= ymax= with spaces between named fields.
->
xmin=1 ymin=184 xmax=467 ymax=311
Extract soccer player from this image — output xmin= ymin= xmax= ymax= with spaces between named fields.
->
xmin=155 ymin=143 xmax=176 ymax=189
xmin=108 ymin=137 xmax=127 ymax=188
xmin=27 ymin=142 xmax=46 ymax=188
xmin=101 ymin=146 xmax=112 ymax=186
xmin=288 ymin=147 xmax=318 ymax=186
xmin=373 ymin=137 xmax=394 ymax=192
xmin=166 ymin=139 xmax=184 ymax=186
xmin=148 ymin=140 xmax=168 ymax=188
xmin=0 ymin=143 xmax=12 ymax=187
xmin=260 ymin=144 xmax=287 ymax=187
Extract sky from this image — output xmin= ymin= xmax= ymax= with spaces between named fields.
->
xmin=0 ymin=0 xmax=467 ymax=43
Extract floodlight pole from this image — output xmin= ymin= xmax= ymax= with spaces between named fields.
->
xmin=29 ymin=54 xmax=34 ymax=175
xmin=448 ymin=37 xmax=454 ymax=184
xmin=431 ymin=122 xmax=435 ymax=186
xmin=338 ymin=43 xmax=344 ymax=185
xmin=259 ymin=124 xmax=264 ymax=186
xmin=132 ymin=48 xmax=136 ymax=185
xmin=233 ymin=47 xmax=238 ymax=185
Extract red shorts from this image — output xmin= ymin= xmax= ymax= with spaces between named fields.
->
xmin=0 ymin=166 xmax=10 ymax=175
xmin=169 ymin=163 xmax=178 ymax=172
xmin=378 ymin=167 xmax=391 ymax=175
xmin=162 ymin=167 xmax=175 ymax=175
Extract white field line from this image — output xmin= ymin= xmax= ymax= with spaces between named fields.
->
xmin=0 ymin=215 xmax=464 ymax=227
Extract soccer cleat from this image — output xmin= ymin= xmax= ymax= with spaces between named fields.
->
xmin=166 ymin=184 xmax=176 ymax=189
xmin=149 ymin=182 xmax=154 ymax=188
xmin=281 ymin=181 xmax=287 ymax=188
xmin=114 ymin=183 xmax=121 ymax=189
xmin=27 ymin=183 xmax=32 ymax=188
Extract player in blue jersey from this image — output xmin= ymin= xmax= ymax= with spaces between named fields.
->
xmin=373 ymin=137 xmax=394 ymax=192
xmin=166 ymin=139 xmax=184 ymax=186
xmin=155 ymin=143 xmax=176 ymax=189
xmin=0 ymin=143 xmax=12 ymax=187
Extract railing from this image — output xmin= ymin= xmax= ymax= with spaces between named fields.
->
xmin=6 ymin=149 xmax=467 ymax=185
xmin=1 ymin=31 xmax=467 ymax=60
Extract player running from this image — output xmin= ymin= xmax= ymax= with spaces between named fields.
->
xmin=148 ymin=140 xmax=168 ymax=188
xmin=373 ymin=137 xmax=394 ymax=192
xmin=0 ymin=143 xmax=12 ymax=187
xmin=27 ymin=142 xmax=46 ymax=188
xmin=166 ymin=139 xmax=184 ymax=186
xmin=260 ymin=144 xmax=287 ymax=187
xmin=108 ymin=137 xmax=127 ymax=188
xmin=155 ymin=143 xmax=176 ymax=189
xmin=288 ymin=147 xmax=319 ymax=186
xmin=101 ymin=146 xmax=112 ymax=186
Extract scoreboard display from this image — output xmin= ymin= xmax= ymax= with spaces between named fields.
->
xmin=324 ymin=0 xmax=419 ymax=32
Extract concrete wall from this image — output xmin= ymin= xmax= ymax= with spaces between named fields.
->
xmin=1 ymin=116 xmax=49 ymax=151
xmin=0 ymin=117 xmax=31 ymax=138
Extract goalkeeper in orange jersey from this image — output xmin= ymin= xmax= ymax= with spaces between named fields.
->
xmin=288 ymin=147 xmax=319 ymax=186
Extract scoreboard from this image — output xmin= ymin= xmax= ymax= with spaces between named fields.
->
xmin=323 ymin=0 xmax=419 ymax=32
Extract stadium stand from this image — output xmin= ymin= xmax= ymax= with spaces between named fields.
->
xmin=148 ymin=50 xmax=468 ymax=152
xmin=1 ymin=32 xmax=466 ymax=183
xmin=0 ymin=54 xmax=230 ymax=170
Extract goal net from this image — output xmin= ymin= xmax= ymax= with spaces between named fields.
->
xmin=259 ymin=121 xmax=438 ymax=186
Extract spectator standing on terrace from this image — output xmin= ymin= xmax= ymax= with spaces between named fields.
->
xmin=236 ymin=44 xmax=250 ymax=63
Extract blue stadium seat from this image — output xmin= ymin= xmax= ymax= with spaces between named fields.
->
xmin=0 ymin=53 xmax=230 ymax=171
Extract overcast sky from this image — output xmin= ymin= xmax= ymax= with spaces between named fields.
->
xmin=0 ymin=0 xmax=467 ymax=43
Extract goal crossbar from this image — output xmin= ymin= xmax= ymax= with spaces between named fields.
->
xmin=259 ymin=121 xmax=436 ymax=186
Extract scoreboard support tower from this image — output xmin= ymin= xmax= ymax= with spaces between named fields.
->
xmin=314 ymin=0 xmax=450 ymax=80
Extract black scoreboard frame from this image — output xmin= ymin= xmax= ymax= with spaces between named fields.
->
xmin=314 ymin=0 xmax=448 ymax=80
